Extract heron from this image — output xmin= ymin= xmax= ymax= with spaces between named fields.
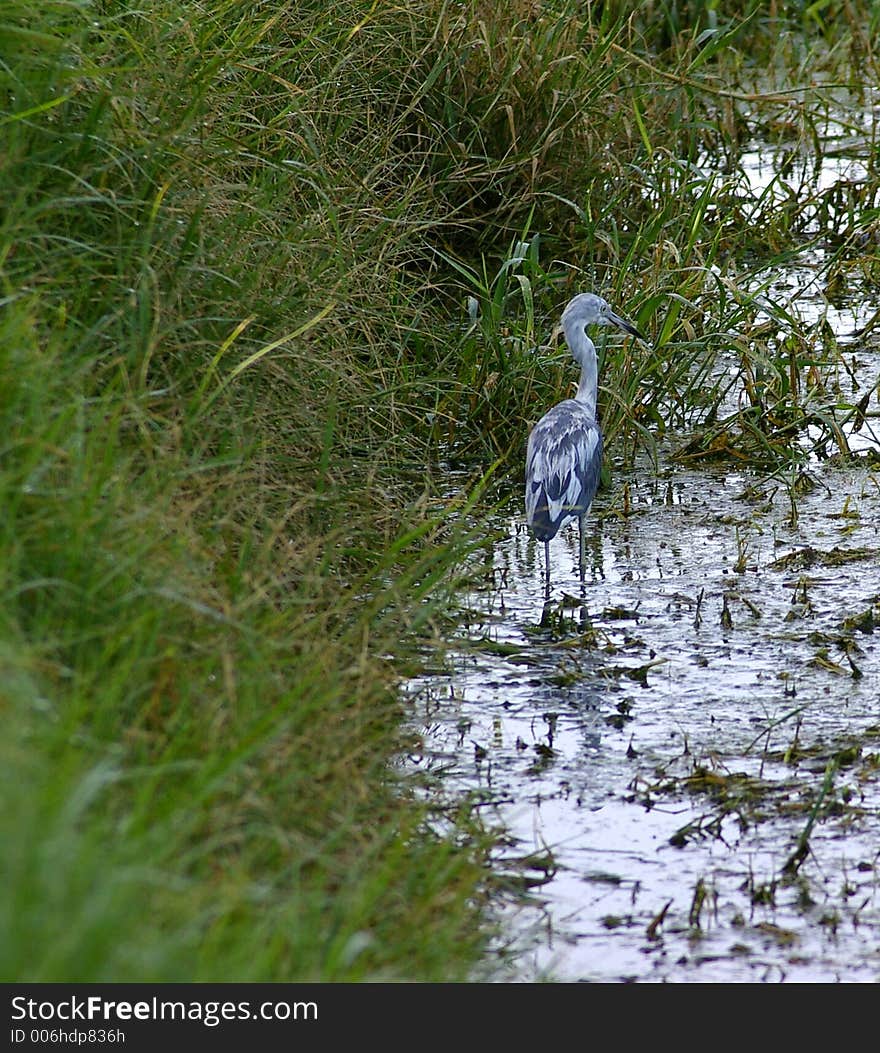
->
xmin=525 ymin=292 xmax=645 ymax=589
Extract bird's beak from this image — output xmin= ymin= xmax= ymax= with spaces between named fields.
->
xmin=609 ymin=310 xmax=647 ymax=343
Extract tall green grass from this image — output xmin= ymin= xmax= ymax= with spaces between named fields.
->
xmin=3 ymin=0 xmax=880 ymax=981
xmin=1 ymin=0 xmax=499 ymax=981
xmin=423 ymin=0 xmax=880 ymax=469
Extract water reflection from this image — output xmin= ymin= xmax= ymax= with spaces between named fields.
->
xmin=406 ymin=457 xmax=880 ymax=981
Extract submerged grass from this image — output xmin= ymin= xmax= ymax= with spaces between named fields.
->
xmin=3 ymin=0 xmax=880 ymax=980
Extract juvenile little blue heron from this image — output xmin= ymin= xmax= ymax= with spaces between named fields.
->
xmin=525 ymin=293 xmax=645 ymax=588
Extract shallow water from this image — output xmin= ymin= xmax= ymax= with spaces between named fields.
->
xmin=405 ymin=141 xmax=880 ymax=982
xmin=406 ymin=457 xmax=880 ymax=981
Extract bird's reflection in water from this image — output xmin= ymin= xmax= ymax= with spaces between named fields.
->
xmin=539 ymin=582 xmax=592 ymax=633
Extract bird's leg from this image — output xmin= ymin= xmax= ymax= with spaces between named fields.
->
xmin=579 ymin=543 xmax=588 ymax=627
xmin=578 ymin=514 xmax=585 ymax=582
xmin=544 ymin=539 xmax=551 ymax=597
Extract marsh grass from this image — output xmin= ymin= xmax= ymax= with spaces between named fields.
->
xmin=1 ymin=0 xmax=504 ymax=981
xmin=425 ymin=1 xmax=880 ymax=470
xmin=4 ymin=0 xmax=880 ymax=981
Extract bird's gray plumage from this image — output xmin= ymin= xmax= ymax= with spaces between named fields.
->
xmin=525 ymin=292 xmax=644 ymax=587
xmin=525 ymin=401 xmax=602 ymax=541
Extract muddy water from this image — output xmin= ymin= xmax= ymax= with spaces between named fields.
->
xmin=407 ymin=455 xmax=880 ymax=981
xmin=406 ymin=144 xmax=880 ymax=982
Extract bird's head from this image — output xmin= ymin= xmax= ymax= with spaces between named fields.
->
xmin=561 ymin=293 xmax=645 ymax=343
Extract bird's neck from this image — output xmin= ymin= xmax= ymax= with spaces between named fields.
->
xmin=571 ymin=329 xmax=598 ymax=419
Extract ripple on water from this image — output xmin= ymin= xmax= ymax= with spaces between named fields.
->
xmin=405 ymin=458 xmax=880 ymax=982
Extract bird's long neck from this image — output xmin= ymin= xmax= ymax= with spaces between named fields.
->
xmin=567 ymin=323 xmax=598 ymax=420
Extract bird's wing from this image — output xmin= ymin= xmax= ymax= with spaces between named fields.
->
xmin=525 ymin=405 xmax=602 ymax=539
